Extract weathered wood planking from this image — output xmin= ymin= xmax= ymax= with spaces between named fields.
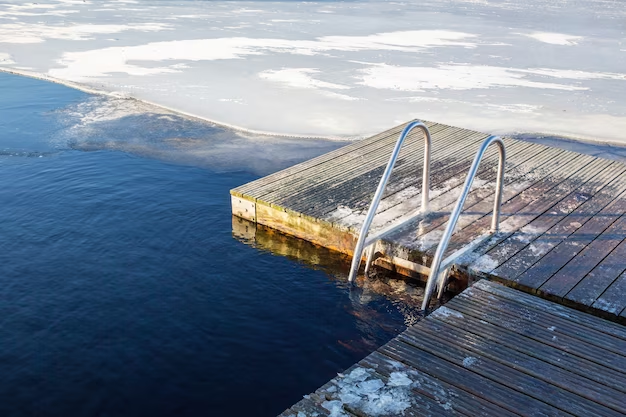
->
xmin=279 ymin=280 xmax=626 ymax=417
xmin=231 ymin=119 xmax=626 ymax=321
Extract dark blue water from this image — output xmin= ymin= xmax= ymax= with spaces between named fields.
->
xmin=0 ymin=72 xmax=419 ymax=417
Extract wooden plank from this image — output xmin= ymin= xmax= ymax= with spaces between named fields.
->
xmin=399 ymin=146 xmax=578 ymax=255
xmin=328 ymin=139 xmax=547 ymax=233
xmin=230 ymin=195 xmax=256 ymax=222
xmin=490 ymin=168 xmax=626 ymax=281
xmin=473 ymin=280 xmax=626 ymax=340
xmin=299 ymin=135 xmax=501 ymax=219
xmin=280 ymin=280 xmax=626 ymax=416
xmin=378 ymin=340 xmax=564 ymax=416
xmin=446 ymin=153 xmax=607 ymax=258
xmin=254 ymin=201 xmax=356 ymax=255
xmin=281 ymin=394 xmax=336 ymax=416
xmin=399 ymin=152 xmax=600 ymax=270
xmin=513 ymin=191 xmax=626 ymax=291
xmin=449 ymin=293 xmax=626 ymax=373
xmin=588 ymin=271 xmax=626 ymax=316
xmin=565 ymin=240 xmax=626 ymax=311
xmin=395 ymin=330 xmax=623 ymax=416
xmin=470 ymin=161 xmax=624 ymax=275
xmin=309 ymin=136 xmax=535 ymax=220
xmin=372 ymin=146 xmax=571 ymax=258
xmin=321 ymin=134 xmax=527 ymax=210
xmin=455 ymin=289 xmax=626 ymax=361
xmin=461 ymin=286 xmax=626 ymax=355
xmin=255 ymin=123 xmax=454 ymax=203
xmin=415 ymin=313 xmax=626 ymax=413
xmin=234 ymin=120 xmax=418 ymax=196
xmin=428 ymin=302 xmax=626 ymax=393
xmin=538 ymin=212 xmax=626 ymax=301
xmin=273 ymin=126 xmax=486 ymax=212
xmin=380 ymin=339 xmax=572 ymax=416
xmin=360 ymin=351 xmax=519 ymax=417
xmin=382 ymin=144 xmax=565 ymax=241
xmin=320 ymin=139 xmax=542 ymax=233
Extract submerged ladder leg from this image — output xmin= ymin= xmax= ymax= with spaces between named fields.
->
xmin=363 ymin=244 xmax=377 ymax=276
xmin=347 ymin=121 xmax=432 ymax=283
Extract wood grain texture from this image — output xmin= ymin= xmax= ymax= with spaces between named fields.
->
xmin=280 ymin=281 xmax=626 ymax=417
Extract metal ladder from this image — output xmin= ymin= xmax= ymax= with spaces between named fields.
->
xmin=347 ymin=128 xmax=506 ymax=314
xmin=347 ymin=120 xmax=432 ymax=283
xmin=421 ymin=135 xmax=505 ymax=314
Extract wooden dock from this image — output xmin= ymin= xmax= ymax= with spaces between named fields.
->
xmin=279 ymin=280 xmax=626 ymax=417
xmin=231 ymin=120 xmax=626 ymax=322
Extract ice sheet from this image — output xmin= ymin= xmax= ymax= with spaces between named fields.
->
xmin=0 ymin=0 xmax=625 ymax=142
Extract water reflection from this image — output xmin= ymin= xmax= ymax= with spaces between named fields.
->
xmin=232 ymin=215 xmax=437 ymax=328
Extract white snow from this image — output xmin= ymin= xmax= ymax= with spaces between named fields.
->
xmin=462 ymin=356 xmax=479 ymax=367
xmin=469 ymin=254 xmax=499 ymax=273
xmin=431 ymin=306 xmax=464 ymax=319
xmin=513 ymin=224 xmax=543 ymax=243
xmin=259 ymin=68 xmax=351 ymax=91
xmin=321 ymin=400 xmax=348 ymax=417
xmin=524 ymin=32 xmax=583 ymax=46
xmin=259 ymin=68 xmax=361 ymax=100
xmin=0 ymin=22 xmax=170 ymax=43
xmin=528 ymin=241 xmax=553 ymax=256
xmin=388 ymin=372 xmax=413 ymax=387
xmin=48 ymin=30 xmax=477 ymax=82
xmin=325 ymin=367 xmax=417 ymax=416
xmin=358 ymin=64 xmax=589 ymax=92
xmin=0 ymin=52 xmax=14 ymax=64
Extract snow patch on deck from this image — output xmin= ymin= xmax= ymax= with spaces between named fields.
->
xmin=469 ymin=253 xmax=499 ymax=273
xmin=462 ymin=356 xmax=479 ymax=367
xmin=322 ymin=367 xmax=418 ymax=416
xmin=431 ymin=306 xmax=464 ymax=319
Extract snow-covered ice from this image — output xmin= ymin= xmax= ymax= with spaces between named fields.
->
xmin=0 ymin=0 xmax=625 ymax=141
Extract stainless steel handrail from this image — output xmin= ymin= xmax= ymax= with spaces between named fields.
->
xmin=348 ymin=120 xmax=431 ymax=282
xmin=421 ymin=135 xmax=506 ymax=313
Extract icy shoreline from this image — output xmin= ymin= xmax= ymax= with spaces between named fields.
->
xmin=0 ymin=0 xmax=625 ymax=142
xmin=0 ymin=67 xmax=346 ymax=141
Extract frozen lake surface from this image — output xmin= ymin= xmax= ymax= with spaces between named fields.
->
xmin=0 ymin=0 xmax=625 ymax=141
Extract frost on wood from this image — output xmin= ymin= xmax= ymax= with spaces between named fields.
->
xmin=431 ymin=306 xmax=464 ymax=319
xmin=462 ymin=356 xmax=479 ymax=367
xmin=468 ymin=253 xmax=499 ymax=273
